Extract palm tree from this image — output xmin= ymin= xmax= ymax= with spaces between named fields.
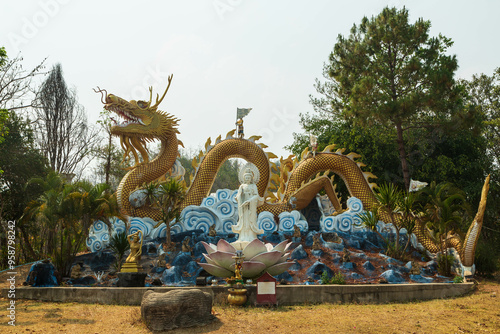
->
xmin=143 ymin=177 xmax=186 ymax=251
xmin=22 ymin=172 xmax=123 ymax=277
xmin=358 ymin=183 xmax=417 ymax=259
xmin=417 ymin=181 xmax=469 ymax=275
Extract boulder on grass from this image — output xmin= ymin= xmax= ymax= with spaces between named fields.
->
xmin=141 ymin=289 xmax=215 ymax=332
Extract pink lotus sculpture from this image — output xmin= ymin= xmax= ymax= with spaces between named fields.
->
xmin=198 ymin=239 xmax=293 ymax=278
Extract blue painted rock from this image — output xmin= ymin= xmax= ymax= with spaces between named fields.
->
xmin=379 ymin=270 xmax=405 ymax=283
xmin=290 ymin=244 xmax=308 ymax=260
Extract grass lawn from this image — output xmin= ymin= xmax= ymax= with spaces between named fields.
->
xmin=1 ymin=279 xmax=498 ymax=333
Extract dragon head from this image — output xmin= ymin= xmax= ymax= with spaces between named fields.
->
xmin=95 ymin=74 xmax=180 ymax=167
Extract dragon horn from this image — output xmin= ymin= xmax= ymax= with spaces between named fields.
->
xmin=147 ymin=87 xmax=154 ymax=107
xmin=151 ymin=74 xmax=173 ymax=109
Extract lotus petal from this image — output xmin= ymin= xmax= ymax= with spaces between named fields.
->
xmin=201 ymin=241 xmax=217 ymax=254
xmin=198 ymin=263 xmax=233 ymax=278
xmin=265 ymin=243 xmax=274 ymax=252
xmin=217 ymin=239 xmax=237 ymax=253
xmin=273 ymin=240 xmax=291 ymax=252
xmin=242 ymin=238 xmax=267 ymax=259
xmin=241 ymin=261 xmax=267 ymax=278
xmin=202 ymin=253 xmax=217 ymax=265
xmin=276 ymin=252 xmax=290 ymax=264
xmin=209 ymin=251 xmax=236 ymax=270
xmin=249 ymin=251 xmax=283 ymax=267
xmin=265 ymin=261 xmax=294 ymax=276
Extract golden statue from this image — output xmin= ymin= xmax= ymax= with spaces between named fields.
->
xmin=121 ymin=230 xmax=144 ymax=272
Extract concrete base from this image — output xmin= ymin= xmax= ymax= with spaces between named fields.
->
xmin=1 ymin=283 xmax=475 ymax=306
xmin=117 ymin=272 xmax=147 ymax=287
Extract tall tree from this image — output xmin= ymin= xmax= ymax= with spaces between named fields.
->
xmin=92 ymin=109 xmax=128 ymax=190
xmin=324 ymin=7 xmax=462 ymax=189
xmin=462 ymin=68 xmax=500 ymax=166
xmin=0 ymin=46 xmax=46 ymax=112
xmin=0 ymin=112 xmax=48 ymax=267
xmin=33 ymin=63 xmax=99 ymax=179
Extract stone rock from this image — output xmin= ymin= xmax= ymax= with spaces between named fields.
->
xmin=171 ymin=252 xmax=193 ymax=267
xmin=331 ymin=253 xmax=341 ymax=263
xmin=265 ymin=232 xmax=285 ymax=244
xmin=274 ymin=271 xmax=293 ymax=282
xmin=379 ymin=270 xmax=405 ymax=284
xmin=151 ymin=278 xmax=163 ymax=286
xmin=311 ymin=249 xmax=324 ymax=257
xmin=161 ymin=266 xmax=182 ymax=284
xmin=305 ymin=231 xmax=318 ymax=247
xmin=306 ymin=261 xmax=333 ymax=280
xmin=290 ymin=244 xmax=308 ymax=260
xmin=129 ymin=188 xmax=148 ymax=208
xmin=117 ymin=272 xmax=147 ymax=287
xmin=185 ymin=261 xmax=200 ymax=275
xmin=26 ymin=261 xmax=58 ymax=287
xmin=323 ymin=241 xmax=344 ymax=251
xmin=141 ymin=289 xmax=215 ymax=332
xmin=348 ymin=272 xmax=364 ymax=280
xmin=351 ymin=251 xmax=367 ymax=259
xmin=345 ymin=239 xmax=361 ymax=249
xmin=193 ymin=241 xmax=207 ymax=258
xmin=86 ymin=251 xmax=115 ymax=272
xmin=425 ymin=260 xmax=437 ymax=269
xmin=144 ymin=242 xmax=157 ymax=254
xmin=152 ymin=266 xmax=166 ymax=274
xmin=385 ymin=257 xmax=404 ymax=266
xmin=362 ymin=261 xmax=376 ymax=271
xmin=289 ymin=260 xmax=302 ymax=271
xmin=410 ymin=274 xmax=434 ymax=283
xmin=70 ymin=275 xmax=96 ymax=286
xmin=341 ymin=262 xmax=356 ymax=270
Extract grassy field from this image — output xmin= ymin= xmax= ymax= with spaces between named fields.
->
xmin=0 ymin=280 xmax=499 ymax=333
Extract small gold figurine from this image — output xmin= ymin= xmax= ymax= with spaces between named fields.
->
xmin=293 ymin=225 xmax=301 ymax=238
xmin=121 ymin=230 xmax=144 ymax=272
xmin=182 ymin=237 xmax=192 ymax=253
xmin=312 ymin=233 xmax=322 ymax=250
xmin=208 ymin=224 xmax=217 ymax=237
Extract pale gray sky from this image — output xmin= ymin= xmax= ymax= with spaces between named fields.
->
xmin=2 ymin=0 xmax=499 ymax=158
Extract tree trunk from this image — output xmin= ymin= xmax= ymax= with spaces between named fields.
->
xmin=395 ymin=123 xmax=410 ymax=190
xmin=18 ymin=224 xmax=37 ymax=261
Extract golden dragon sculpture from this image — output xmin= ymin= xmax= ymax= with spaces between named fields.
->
xmin=95 ymin=76 xmax=489 ymax=267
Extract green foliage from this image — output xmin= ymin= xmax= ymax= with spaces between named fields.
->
xmin=211 ymin=159 xmax=241 ymax=192
xmin=92 ymin=109 xmax=128 ymax=190
xmin=473 ymin=239 xmax=499 ymax=277
xmin=22 ymin=173 xmax=122 ymax=277
xmin=288 ymin=118 xmax=402 ymax=195
xmin=320 ymin=270 xmax=330 ymax=284
xmin=320 ymin=270 xmax=346 ymax=285
xmin=417 ymin=181 xmax=470 ymax=276
xmin=143 ymin=177 xmax=186 ymax=248
xmin=452 ymin=275 xmax=464 ymax=283
xmin=0 ymin=108 xmax=8 ymax=146
xmin=294 ymin=6 xmax=464 ymax=190
xmin=0 ymin=46 xmax=6 ymax=66
xmin=462 ymin=68 xmax=500 ymax=166
xmin=331 ymin=272 xmax=346 ymax=285
xmin=357 ymin=183 xmax=417 ymax=260
xmin=108 ymin=231 xmax=130 ymax=271
xmin=178 ymin=149 xmax=240 ymax=191
xmin=436 ymin=253 xmax=455 ymax=277
xmin=0 ymin=112 xmax=48 ymax=268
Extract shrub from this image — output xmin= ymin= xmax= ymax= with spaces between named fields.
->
xmin=108 ymin=231 xmax=130 ymax=271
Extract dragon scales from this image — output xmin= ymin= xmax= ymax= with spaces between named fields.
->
xmin=96 ymin=76 xmax=489 ymax=267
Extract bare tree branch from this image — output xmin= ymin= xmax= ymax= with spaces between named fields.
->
xmin=32 ymin=64 xmax=99 ymax=179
